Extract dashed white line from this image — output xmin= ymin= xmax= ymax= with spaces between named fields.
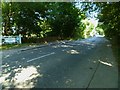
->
xmin=27 ymin=52 xmax=55 ymax=62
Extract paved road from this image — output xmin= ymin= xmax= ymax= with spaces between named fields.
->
xmin=0 ymin=37 xmax=118 ymax=88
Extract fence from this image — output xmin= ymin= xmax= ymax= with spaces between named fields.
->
xmin=0 ymin=34 xmax=22 ymax=45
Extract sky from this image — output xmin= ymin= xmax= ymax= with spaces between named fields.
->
xmin=75 ymin=2 xmax=99 ymax=26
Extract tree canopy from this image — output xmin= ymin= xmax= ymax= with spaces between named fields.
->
xmin=81 ymin=2 xmax=120 ymax=41
xmin=97 ymin=2 xmax=120 ymax=40
xmin=2 ymin=2 xmax=120 ymax=43
xmin=2 ymin=2 xmax=86 ymax=40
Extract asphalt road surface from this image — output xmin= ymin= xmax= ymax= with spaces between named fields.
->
xmin=1 ymin=37 xmax=118 ymax=89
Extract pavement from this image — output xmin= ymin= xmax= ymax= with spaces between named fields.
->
xmin=0 ymin=37 xmax=118 ymax=89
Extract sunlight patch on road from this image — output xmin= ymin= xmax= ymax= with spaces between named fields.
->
xmin=0 ymin=73 xmax=11 ymax=84
xmin=66 ymin=50 xmax=80 ymax=54
xmin=22 ymin=57 xmax=26 ymax=60
xmin=52 ymin=45 xmax=73 ymax=48
xmin=65 ymin=78 xmax=74 ymax=87
xmin=60 ymin=45 xmax=73 ymax=48
xmin=65 ymin=79 xmax=72 ymax=84
xmin=1 ymin=63 xmax=9 ymax=68
xmin=106 ymin=44 xmax=111 ymax=47
xmin=52 ymin=45 xmax=58 ymax=48
xmin=99 ymin=60 xmax=113 ymax=67
xmin=85 ymin=42 xmax=95 ymax=46
xmin=15 ymin=66 xmax=42 ymax=80
xmin=33 ymin=48 xmax=38 ymax=50
xmin=93 ymin=61 xmax=97 ymax=63
xmin=80 ymin=41 xmax=95 ymax=46
xmin=31 ymin=52 xmax=34 ymax=53
xmin=1 ymin=66 xmax=43 ymax=88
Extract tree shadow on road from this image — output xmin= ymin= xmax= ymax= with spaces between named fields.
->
xmin=1 ymin=62 xmax=43 ymax=88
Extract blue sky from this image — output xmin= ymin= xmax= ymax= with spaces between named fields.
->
xmin=75 ymin=2 xmax=99 ymax=26
xmin=75 ymin=2 xmax=99 ymax=19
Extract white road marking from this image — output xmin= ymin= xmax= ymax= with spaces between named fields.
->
xmin=27 ymin=52 xmax=55 ymax=62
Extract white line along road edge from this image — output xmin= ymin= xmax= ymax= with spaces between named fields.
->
xmin=27 ymin=52 xmax=55 ymax=62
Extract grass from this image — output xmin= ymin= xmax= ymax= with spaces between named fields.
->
xmin=0 ymin=37 xmax=73 ymax=50
xmin=0 ymin=40 xmax=61 ymax=50
xmin=0 ymin=44 xmax=27 ymax=50
xmin=0 ymin=43 xmax=40 ymax=50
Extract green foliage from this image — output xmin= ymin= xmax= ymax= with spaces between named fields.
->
xmin=2 ymin=2 xmax=12 ymax=35
xmin=2 ymin=2 xmax=49 ymax=37
xmin=97 ymin=2 xmax=120 ymax=40
xmin=83 ymin=19 xmax=92 ymax=38
xmin=46 ymin=2 xmax=84 ymax=39
xmin=2 ymin=2 xmax=86 ymax=41
xmin=81 ymin=2 xmax=120 ymax=40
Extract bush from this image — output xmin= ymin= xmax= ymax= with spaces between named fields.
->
xmin=22 ymin=37 xmax=62 ymax=43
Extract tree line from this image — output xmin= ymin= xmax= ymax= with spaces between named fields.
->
xmin=81 ymin=2 xmax=120 ymax=43
xmin=2 ymin=2 xmax=120 ymax=43
xmin=97 ymin=2 xmax=120 ymax=43
xmin=2 ymin=2 xmax=86 ymax=42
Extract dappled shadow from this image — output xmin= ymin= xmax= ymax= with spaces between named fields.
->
xmin=52 ymin=44 xmax=73 ymax=48
xmin=1 ymin=63 xmax=43 ymax=88
xmin=51 ymin=41 xmax=95 ymax=55
xmin=1 ymin=48 xmax=58 ymax=88
xmin=66 ymin=50 xmax=80 ymax=55
xmin=80 ymin=41 xmax=95 ymax=46
xmin=1 ymin=37 xmax=118 ymax=88
xmin=52 ymin=44 xmax=81 ymax=55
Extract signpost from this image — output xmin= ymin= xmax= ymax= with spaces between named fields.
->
xmin=1 ymin=35 xmax=22 ymax=45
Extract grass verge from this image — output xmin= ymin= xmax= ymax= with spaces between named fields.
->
xmin=110 ymin=39 xmax=120 ymax=88
xmin=0 ymin=43 xmax=41 ymax=50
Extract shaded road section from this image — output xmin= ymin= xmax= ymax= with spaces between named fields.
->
xmin=1 ymin=37 xmax=118 ymax=88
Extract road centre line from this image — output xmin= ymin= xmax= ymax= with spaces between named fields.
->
xmin=27 ymin=52 xmax=55 ymax=62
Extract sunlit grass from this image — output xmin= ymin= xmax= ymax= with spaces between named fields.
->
xmin=0 ymin=43 xmax=42 ymax=50
xmin=0 ymin=44 xmax=29 ymax=50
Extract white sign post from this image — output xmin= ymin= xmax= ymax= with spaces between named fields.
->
xmin=1 ymin=35 xmax=22 ymax=45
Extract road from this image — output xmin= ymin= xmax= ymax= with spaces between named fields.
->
xmin=0 ymin=37 xmax=118 ymax=88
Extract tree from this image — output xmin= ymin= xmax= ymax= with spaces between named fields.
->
xmin=2 ymin=2 xmax=86 ymax=40
xmin=98 ymin=2 xmax=120 ymax=40
xmin=79 ymin=2 xmax=120 ymax=40
xmin=45 ymin=2 xmax=85 ymax=39
xmin=2 ymin=2 xmax=13 ymax=35
xmin=12 ymin=2 xmax=48 ymax=37
xmin=2 ymin=2 xmax=48 ymax=37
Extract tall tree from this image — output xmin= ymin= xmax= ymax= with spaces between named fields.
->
xmin=45 ymin=2 xmax=85 ymax=39
xmin=2 ymin=2 xmax=86 ymax=40
xmin=98 ymin=2 xmax=120 ymax=40
xmin=2 ymin=2 xmax=48 ymax=37
xmin=2 ymin=2 xmax=13 ymax=35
